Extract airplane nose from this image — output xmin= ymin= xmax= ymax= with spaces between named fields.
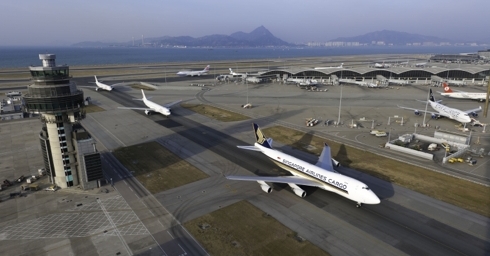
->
xmin=365 ymin=192 xmax=381 ymax=204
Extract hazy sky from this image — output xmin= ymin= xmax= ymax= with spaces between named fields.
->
xmin=1 ymin=0 xmax=488 ymax=46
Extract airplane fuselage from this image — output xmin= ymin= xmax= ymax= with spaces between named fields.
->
xmin=256 ymin=143 xmax=380 ymax=205
xmin=429 ymin=101 xmax=471 ymax=123
xmin=143 ymin=98 xmax=170 ymax=116
xmin=95 ymin=81 xmax=113 ymax=91
xmin=440 ymin=92 xmax=486 ymax=101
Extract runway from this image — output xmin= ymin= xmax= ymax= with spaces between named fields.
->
xmin=85 ymin=83 xmax=490 ymax=255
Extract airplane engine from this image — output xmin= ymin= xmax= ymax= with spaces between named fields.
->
xmin=144 ymin=110 xmax=152 ymax=115
xmin=332 ymin=158 xmax=340 ymax=167
xmin=471 ymin=112 xmax=478 ymax=117
xmin=95 ymin=88 xmax=99 ymax=91
xmin=257 ymin=181 xmax=272 ymax=193
xmin=414 ymin=110 xmax=420 ymax=115
xmin=431 ymin=113 xmax=439 ymax=119
xmin=288 ymin=183 xmax=306 ymax=198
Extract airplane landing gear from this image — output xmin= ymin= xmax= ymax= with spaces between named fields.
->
xmin=356 ymin=203 xmax=362 ymax=208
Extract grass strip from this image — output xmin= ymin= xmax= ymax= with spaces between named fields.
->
xmin=113 ymin=141 xmax=208 ymax=194
xmin=184 ymin=200 xmax=330 ymax=256
xmin=182 ymin=103 xmax=250 ymax=122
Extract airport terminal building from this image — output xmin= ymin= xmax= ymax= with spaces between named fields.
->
xmin=260 ymin=65 xmax=490 ymax=85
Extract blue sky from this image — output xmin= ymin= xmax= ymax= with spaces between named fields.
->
xmin=1 ymin=0 xmax=488 ymax=46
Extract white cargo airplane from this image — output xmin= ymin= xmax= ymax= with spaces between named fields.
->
xmin=439 ymin=83 xmax=487 ymax=102
xmin=314 ymin=63 xmax=343 ymax=70
xmin=226 ymin=123 xmax=381 ymax=207
xmin=397 ymin=89 xmax=481 ymax=123
xmin=118 ymin=89 xmax=181 ymax=116
xmin=176 ymin=65 xmax=210 ymax=77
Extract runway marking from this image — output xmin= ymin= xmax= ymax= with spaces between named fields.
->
xmin=129 ymin=187 xmax=133 ymax=192
xmin=98 ymin=198 xmax=132 ymax=255
xmin=167 ymin=231 xmax=174 ymax=239
xmin=178 ymin=244 xmax=187 ymax=255
xmin=124 ymin=180 xmax=128 ymax=185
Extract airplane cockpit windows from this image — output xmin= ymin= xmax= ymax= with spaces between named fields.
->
xmin=362 ymin=186 xmax=370 ymax=190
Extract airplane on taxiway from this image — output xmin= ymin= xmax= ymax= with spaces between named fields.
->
xmin=439 ymin=83 xmax=488 ymax=102
xmin=226 ymin=123 xmax=381 ymax=208
xmin=176 ymin=65 xmax=210 ymax=77
xmin=397 ymin=89 xmax=481 ymax=123
xmin=118 ymin=89 xmax=181 ymax=116
xmin=314 ymin=63 xmax=343 ymax=70
xmin=79 ymin=76 xmax=121 ymax=91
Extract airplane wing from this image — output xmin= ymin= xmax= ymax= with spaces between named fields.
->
xmin=117 ymin=107 xmax=152 ymax=111
xmin=463 ymin=106 xmax=482 ymax=114
xmin=164 ymin=100 xmax=182 ymax=108
xmin=226 ymin=175 xmax=323 ymax=187
xmin=397 ymin=105 xmax=438 ymax=115
xmin=315 ymin=143 xmax=334 ymax=172
xmin=237 ymin=145 xmax=261 ymax=151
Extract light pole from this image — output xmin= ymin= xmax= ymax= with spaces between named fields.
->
xmin=337 ymin=84 xmax=342 ymax=125
xmin=423 ymin=89 xmax=429 ymax=126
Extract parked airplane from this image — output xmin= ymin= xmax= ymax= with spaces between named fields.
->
xmin=439 ymin=83 xmax=487 ymax=102
xmin=415 ymin=62 xmax=427 ymax=67
xmin=226 ymin=123 xmax=380 ymax=207
xmin=397 ymin=89 xmax=481 ymax=123
xmin=388 ymin=78 xmax=410 ymax=85
xmin=374 ymin=62 xmax=391 ymax=68
xmin=314 ymin=63 xmax=343 ymax=70
xmin=339 ymin=78 xmax=379 ymax=88
xmin=118 ymin=89 xmax=181 ymax=116
xmin=176 ymin=65 xmax=210 ymax=77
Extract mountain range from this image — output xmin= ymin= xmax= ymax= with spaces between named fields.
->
xmin=72 ymin=26 xmax=291 ymax=48
xmin=72 ymin=28 xmax=476 ymax=48
xmin=328 ymin=30 xmax=451 ymax=45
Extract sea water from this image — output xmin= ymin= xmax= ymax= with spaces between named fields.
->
xmin=0 ymin=46 xmax=484 ymax=69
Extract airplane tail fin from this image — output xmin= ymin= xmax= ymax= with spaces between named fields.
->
xmin=253 ymin=123 xmax=272 ymax=149
xmin=229 ymin=68 xmax=233 ymax=74
xmin=94 ymin=76 xmax=98 ymax=83
xmin=141 ymin=89 xmax=147 ymax=100
xmin=429 ymin=89 xmax=435 ymax=102
xmin=442 ymin=83 xmax=453 ymax=93
xmin=204 ymin=65 xmax=210 ymax=72
xmin=339 ymin=63 xmax=343 ymax=68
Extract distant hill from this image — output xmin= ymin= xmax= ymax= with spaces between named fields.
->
xmin=329 ymin=30 xmax=451 ymax=45
xmin=72 ymin=26 xmax=291 ymax=48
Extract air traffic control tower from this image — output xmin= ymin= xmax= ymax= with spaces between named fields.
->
xmin=24 ymin=54 xmax=102 ymax=189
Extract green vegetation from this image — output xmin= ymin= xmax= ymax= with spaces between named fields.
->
xmin=113 ymin=141 xmax=208 ymax=194
xmin=184 ymin=201 xmax=329 ymax=256
xmin=182 ymin=103 xmax=250 ymax=122
xmin=262 ymin=126 xmax=490 ymax=217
